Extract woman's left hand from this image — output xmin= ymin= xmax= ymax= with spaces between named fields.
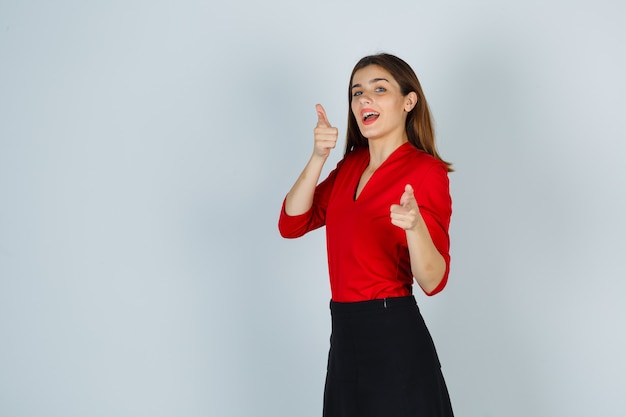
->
xmin=390 ymin=184 xmax=422 ymax=231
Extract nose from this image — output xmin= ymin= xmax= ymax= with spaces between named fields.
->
xmin=358 ymin=93 xmax=372 ymax=104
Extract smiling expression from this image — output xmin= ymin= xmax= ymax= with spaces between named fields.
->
xmin=350 ymin=65 xmax=416 ymax=142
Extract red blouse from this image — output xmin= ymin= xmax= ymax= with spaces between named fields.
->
xmin=279 ymin=142 xmax=452 ymax=302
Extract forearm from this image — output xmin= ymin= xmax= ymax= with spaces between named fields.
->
xmin=390 ymin=184 xmax=448 ymax=295
xmin=285 ymin=104 xmax=338 ymax=216
xmin=284 ymin=154 xmax=327 ymax=216
xmin=406 ymin=217 xmax=447 ymax=294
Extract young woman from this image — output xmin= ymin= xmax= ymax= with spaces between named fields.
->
xmin=278 ymin=53 xmax=454 ymax=417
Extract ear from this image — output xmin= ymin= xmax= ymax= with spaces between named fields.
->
xmin=404 ymin=92 xmax=418 ymax=112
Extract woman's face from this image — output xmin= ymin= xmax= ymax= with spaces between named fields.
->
xmin=350 ymin=65 xmax=416 ymax=142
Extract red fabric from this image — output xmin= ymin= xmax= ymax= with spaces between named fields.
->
xmin=279 ymin=142 xmax=452 ymax=302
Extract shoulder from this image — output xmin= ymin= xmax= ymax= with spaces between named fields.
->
xmin=322 ymin=147 xmax=368 ymax=182
xmin=403 ymin=143 xmax=444 ymax=165
xmin=394 ymin=145 xmax=449 ymax=197
xmin=344 ymin=146 xmax=369 ymax=162
xmin=396 ymin=143 xmax=448 ymax=177
xmin=335 ymin=146 xmax=369 ymax=170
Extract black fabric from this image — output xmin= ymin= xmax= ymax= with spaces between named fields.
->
xmin=323 ymin=296 xmax=454 ymax=417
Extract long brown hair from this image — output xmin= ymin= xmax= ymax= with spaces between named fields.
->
xmin=345 ymin=53 xmax=452 ymax=171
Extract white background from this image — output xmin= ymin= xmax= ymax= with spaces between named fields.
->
xmin=1 ymin=1 xmax=625 ymax=416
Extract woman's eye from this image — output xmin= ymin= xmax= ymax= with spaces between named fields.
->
xmin=375 ymin=87 xmax=386 ymax=93
xmin=353 ymin=91 xmax=362 ymax=97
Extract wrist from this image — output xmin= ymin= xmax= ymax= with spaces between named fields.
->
xmin=406 ymin=216 xmax=426 ymax=233
xmin=310 ymin=152 xmax=329 ymax=164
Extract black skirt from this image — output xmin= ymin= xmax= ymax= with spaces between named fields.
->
xmin=323 ymin=296 xmax=454 ymax=417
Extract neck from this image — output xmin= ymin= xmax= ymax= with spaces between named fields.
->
xmin=367 ymin=135 xmax=408 ymax=168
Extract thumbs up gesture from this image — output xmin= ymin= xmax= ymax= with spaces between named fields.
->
xmin=390 ymin=184 xmax=421 ymax=231
xmin=313 ymin=104 xmax=338 ymax=158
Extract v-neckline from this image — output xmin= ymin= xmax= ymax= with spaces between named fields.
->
xmin=354 ymin=161 xmax=375 ymax=201
xmin=352 ymin=142 xmax=409 ymax=202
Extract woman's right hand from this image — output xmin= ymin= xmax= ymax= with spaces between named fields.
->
xmin=283 ymin=104 xmax=337 ymax=216
xmin=313 ymin=104 xmax=338 ymax=159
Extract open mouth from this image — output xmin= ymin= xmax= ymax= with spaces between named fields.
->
xmin=362 ymin=111 xmax=380 ymax=124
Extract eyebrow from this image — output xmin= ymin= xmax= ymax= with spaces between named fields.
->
xmin=351 ymin=77 xmax=390 ymax=89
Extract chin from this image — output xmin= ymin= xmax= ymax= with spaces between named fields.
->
xmin=360 ymin=129 xmax=382 ymax=141
xmin=358 ymin=125 xmax=376 ymax=138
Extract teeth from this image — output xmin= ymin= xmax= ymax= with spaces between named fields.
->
xmin=363 ymin=112 xmax=379 ymax=119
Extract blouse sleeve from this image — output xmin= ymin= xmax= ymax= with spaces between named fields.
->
xmin=278 ymin=161 xmax=342 ymax=238
xmin=414 ymin=163 xmax=452 ymax=295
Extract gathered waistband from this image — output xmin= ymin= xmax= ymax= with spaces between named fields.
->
xmin=330 ymin=295 xmax=416 ymax=313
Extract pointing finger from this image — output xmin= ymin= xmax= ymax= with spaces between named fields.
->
xmin=401 ymin=184 xmax=416 ymax=207
xmin=316 ymin=104 xmax=331 ymax=128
